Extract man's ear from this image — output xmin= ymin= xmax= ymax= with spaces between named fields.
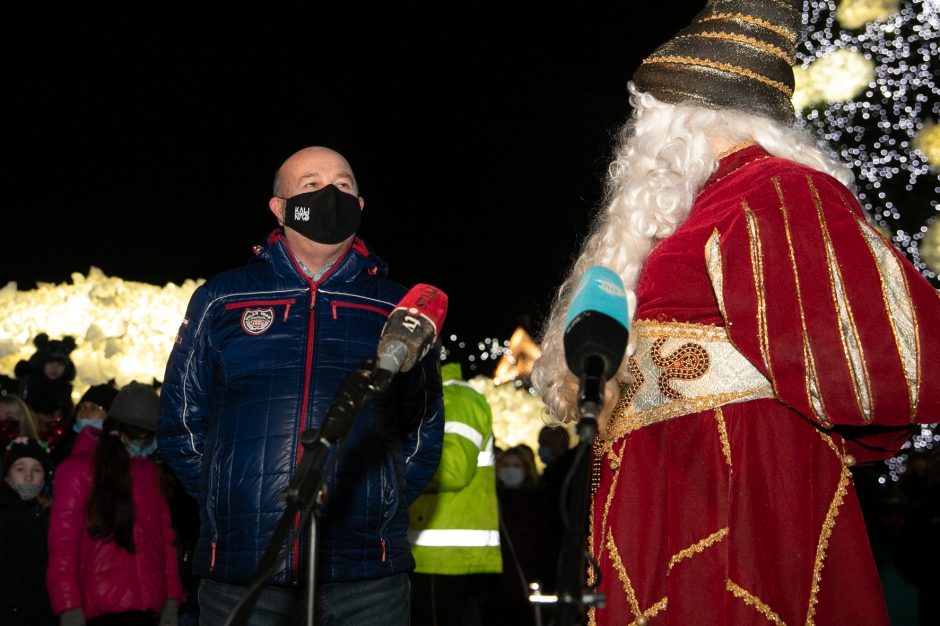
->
xmin=269 ymin=196 xmax=286 ymax=225
xmin=358 ymin=195 xmax=365 ymax=210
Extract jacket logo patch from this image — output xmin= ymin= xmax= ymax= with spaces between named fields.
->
xmin=241 ymin=308 xmax=275 ymax=335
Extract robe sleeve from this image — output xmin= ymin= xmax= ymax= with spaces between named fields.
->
xmin=705 ymin=169 xmax=940 ymax=460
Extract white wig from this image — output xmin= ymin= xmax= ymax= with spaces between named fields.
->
xmin=531 ymin=84 xmax=853 ymax=422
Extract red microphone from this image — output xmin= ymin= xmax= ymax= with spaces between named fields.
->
xmin=373 ymin=284 xmax=448 ymax=391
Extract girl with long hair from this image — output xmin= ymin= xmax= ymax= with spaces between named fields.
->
xmin=0 ymin=393 xmax=41 ymax=448
xmin=47 ymin=381 xmax=183 ymax=626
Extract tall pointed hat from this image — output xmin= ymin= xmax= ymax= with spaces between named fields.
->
xmin=632 ymin=0 xmax=804 ymax=122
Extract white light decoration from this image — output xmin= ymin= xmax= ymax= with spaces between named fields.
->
xmin=836 ymin=0 xmax=900 ymax=29
xmin=792 ymin=49 xmax=876 ymax=109
xmin=0 ymin=268 xmax=202 ymax=400
xmin=922 ymin=217 xmax=940 ymax=272
xmin=799 ymin=0 xmax=940 ymax=285
xmin=467 ymin=375 xmax=572 ymax=471
xmin=914 ymin=118 xmax=940 ymax=168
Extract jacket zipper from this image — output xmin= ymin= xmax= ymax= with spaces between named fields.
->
xmin=286 ymin=241 xmax=353 ymax=583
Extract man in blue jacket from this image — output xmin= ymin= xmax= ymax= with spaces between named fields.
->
xmin=158 ymin=146 xmax=444 ymax=626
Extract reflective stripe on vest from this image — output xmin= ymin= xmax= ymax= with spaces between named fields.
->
xmin=443 ymin=379 xmax=476 ymax=390
xmin=478 ymin=435 xmax=494 ymax=467
xmin=408 ymin=529 xmax=501 ymax=547
xmin=444 ymin=421 xmax=484 ymax=449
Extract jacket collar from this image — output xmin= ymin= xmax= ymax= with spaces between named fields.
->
xmin=254 ymin=229 xmax=389 ymax=286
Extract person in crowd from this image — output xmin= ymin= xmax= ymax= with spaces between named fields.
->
xmin=0 ymin=393 xmax=41 ymax=449
xmin=0 ymin=436 xmax=55 ymax=625
xmin=14 ymin=334 xmax=78 ymax=447
xmin=478 ymin=445 xmax=545 ymax=626
xmin=536 ymin=425 xmax=575 ymax=593
xmin=532 ymin=1 xmax=940 ymax=624
xmin=409 ymin=361 xmax=502 ymax=626
xmin=50 ymin=383 xmax=119 ymax=467
xmin=47 ymin=381 xmax=183 ymax=626
xmin=158 ymin=146 xmax=443 ymax=626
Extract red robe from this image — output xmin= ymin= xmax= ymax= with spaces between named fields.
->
xmin=590 ymin=145 xmax=940 ymax=626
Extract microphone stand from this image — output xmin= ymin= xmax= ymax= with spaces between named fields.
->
xmin=530 ymin=355 xmax=607 ymax=626
xmin=224 ymin=357 xmax=378 ymax=626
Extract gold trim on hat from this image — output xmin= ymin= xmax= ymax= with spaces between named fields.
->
xmin=701 ymin=12 xmax=798 ymax=44
xmin=677 ymin=31 xmax=793 ymax=63
xmin=642 ymin=55 xmax=794 ymax=97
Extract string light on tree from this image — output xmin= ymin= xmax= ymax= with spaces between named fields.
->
xmin=796 ymin=0 xmax=940 ymax=284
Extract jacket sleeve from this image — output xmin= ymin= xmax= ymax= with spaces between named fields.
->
xmin=706 ymin=170 xmax=940 ymax=461
xmin=46 ymin=459 xmax=88 ymax=615
xmin=399 ymin=346 xmax=445 ymax=505
xmin=430 ymin=381 xmax=493 ymax=493
xmin=157 ymin=285 xmax=215 ymax=498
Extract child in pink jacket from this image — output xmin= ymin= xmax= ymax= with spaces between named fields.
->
xmin=47 ymin=382 xmax=183 ymax=626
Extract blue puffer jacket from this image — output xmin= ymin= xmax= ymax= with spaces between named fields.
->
xmin=158 ymin=230 xmax=444 ymax=586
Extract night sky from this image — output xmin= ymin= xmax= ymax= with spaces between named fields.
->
xmin=6 ymin=12 xmax=703 ymax=343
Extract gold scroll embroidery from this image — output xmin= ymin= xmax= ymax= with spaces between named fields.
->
xmin=650 ymin=338 xmax=711 ymax=400
xmin=605 ymin=321 xmax=773 ymax=443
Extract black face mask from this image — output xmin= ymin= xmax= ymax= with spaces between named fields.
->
xmin=282 ymin=185 xmax=361 ymax=244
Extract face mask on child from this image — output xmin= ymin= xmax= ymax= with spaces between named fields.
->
xmin=74 ymin=418 xmax=104 ymax=433
xmin=5 ymin=477 xmax=43 ymax=501
xmin=498 ymin=467 xmax=525 ymax=488
xmin=126 ymin=438 xmax=158 ymax=458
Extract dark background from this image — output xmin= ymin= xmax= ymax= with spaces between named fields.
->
xmin=3 ymin=12 xmax=705 ymax=344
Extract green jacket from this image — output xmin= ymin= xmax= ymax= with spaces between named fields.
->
xmin=408 ymin=363 xmax=502 ymax=574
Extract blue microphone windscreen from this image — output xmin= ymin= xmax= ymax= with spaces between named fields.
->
xmin=564 ymin=266 xmax=629 ymax=331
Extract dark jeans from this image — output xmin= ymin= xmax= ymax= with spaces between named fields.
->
xmin=198 ymin=574 xmax=410 ymax=626
xmin=317 ymin=573 xmax=410 ymax=626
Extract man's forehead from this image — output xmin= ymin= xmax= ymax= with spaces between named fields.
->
xmin=284 ymin=149 xmax=353 ymax=179
xmin=297 ymin=167 xmax=354 ymax=181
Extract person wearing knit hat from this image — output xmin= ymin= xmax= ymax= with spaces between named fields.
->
xmin=49 ymin=383 xmax=121 ymax=468
xmin=1 ymin=436 xmax=55 ymax=625
xmin=532 ymin=1 xmax=940 ymax=624
xmin=14 ymin=333 xmax=77 ymax=408
xmin=4 ymin=437 xmax=51 ymax=499
xmin=14 ymin=334 xmax=78 ymax=448
xmin=109 ymin=380 xmax=160 ymax=432
xmin=46 ymin=380 xmax=182 ymax=625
